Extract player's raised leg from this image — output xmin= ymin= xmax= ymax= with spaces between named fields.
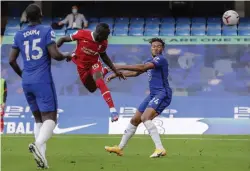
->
xmin=91 ymin=62 xmax=119 ymax=122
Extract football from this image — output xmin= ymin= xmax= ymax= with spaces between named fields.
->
xmin=222 ymin=10 xmax=239 ymax=26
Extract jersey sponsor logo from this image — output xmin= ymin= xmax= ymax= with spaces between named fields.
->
xmin=82 ymin=47 xmax=99 ymax=56
xmin=23 ymin=30 xmax=40 ymax=38
xmin=53 ymin=123 xmax=97 ymax=134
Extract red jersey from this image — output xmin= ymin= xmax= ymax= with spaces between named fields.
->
xmin=70 ymin=30 xmax=108 ymax=68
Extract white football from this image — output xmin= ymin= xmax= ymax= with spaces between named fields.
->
xmin=222 ymin=10 xmax=239 ymax=26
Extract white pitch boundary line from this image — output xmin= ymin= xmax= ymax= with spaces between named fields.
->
xmin=1 ymin=135 xmax=250 ymax=141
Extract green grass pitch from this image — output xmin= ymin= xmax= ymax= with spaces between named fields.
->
xmin=2 ymin=135 xmax=250 ymax=171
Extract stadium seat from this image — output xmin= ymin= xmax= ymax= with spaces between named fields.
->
xmin=66 ymin=29 xmax=78 ymax=35
xmin=240 ymin=17 xmax=250 ymax=23
xmin=223 ymin=25 xmax=237 ymax=31
xmin=191 ymin=29 xmax=206 ymax=36
xmin=161 ymin=23 xmax=175 ymax=29
xmin=52 ymin=17 xmax=63 ymax=23
xmin=222 ymin=30 xmax=237 ymax=36
xmin=176 ymin=23 xmax=190 ymax=30
xmin=161 ymin=17 xmax=175 ymax=24
xmin=145 ymin=23 xmax=159 ymax=31
xmin=238 ymin=30 xmax=250 ymax=36
xmin=238 ymin=23 xmax=250 ymax=30
xmin=115 ymin=17 xmax=129 ymax=24
xmin=88 ymin=22 xmax=98 ymax=31
xmin=144 ymin=30 xmax=159 ymax=36
xmin=160 ymin=29 xmax=175 ymax=36
xmin=207 ymin=17 xmax=221 ymax=24
xmin=176 ymin=17 xmax=191 ymax=24
xmin=175 ymin=29 xmax=190 ymax=36
xmin=130 ymin=23 xmax=144 ymax=30
xmin=130 ymin=17 xmax=145 ymax=24
xmin=192 ymin=23 xmax=206 ymax=30
xmin=145 ymin=17 xmax=160 ymax=24
xmin=99 ymin=17 xmax=114 ymax=23
xmin=207 ymin=23 xmax=221 ymax=29
xmin=192 ymin=17 xmax=206 ymax=24
xmin=207 ymin=29 xmax=221 ymax=36
xmin=89 ymin=17 xmax=99 ymax=23
xmin=129 ymin=28 xmax=143 ymax=36
xmin=113 ymin=29 xmax=128 ymax=36
xmin=4 ymin=28 xmax=19 ymax=36
xmin=114 ymin=23 xmax=129 ymax=30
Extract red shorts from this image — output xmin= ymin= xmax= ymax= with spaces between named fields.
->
xmin=77 ymin=61 xmax=104 ymax=84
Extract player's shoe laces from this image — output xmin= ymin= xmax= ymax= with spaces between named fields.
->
xmin=111 ymin=111 xmax=119 ymax=122
xmin=150 ymin=149 xmax=167 ymax=158
xmin=28 ymin=143 xmax=49 ymax=169
xmin=104 ymin=145 xmax=123 ymax=156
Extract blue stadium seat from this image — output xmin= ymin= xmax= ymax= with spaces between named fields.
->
xmin=6 ymin=22 xmax=19 ymax=29
xmin=66 ymin=29 xmax=78 ymax=35
xmin=99 ymin=17 xmax=114 ymax=23
xmin=130 ymin=18 xmax=145 ymax=24
xmin=207 ymin=29 xmax=221 ymax=36
xmin=145 ymin=24 xmax=159 ymax=31
xmin=130 ymin=23 xmax=144 ymax=30
xmin=191 ymin=29 xmax=205 ymax=36
xmin=129 ymin=28 xmax=143 ymax=36
xmin=4 ymin=28 xmax=19 ymax=36
xmin=88 ymin=22 xmax=98 ymax=31
xmin=145 ymin=17 xmax=160 ymax=24
xmin=192 ymin=17 xmax=206 ymax=24
xmin=161 ymin=23 xmax=175 ymax=29
xmin=238 ymin=30 xmax=250 ymax=36
xmin=115 ymin=17 xmax=129 ymax=24
xmin=114 ymin=23 xmax=129 ymax=30
xmin=207 ymin=23 xmax=221 ymax=29
xmin=54 ymin=29 xmax=65 ymax=36
xmin=113 ymin=29 xmax=128 ymax=36
xmin=52 ymin=17 xmax=63 ymax=23
xmin=176 ymin=17 xmax=191 ymax=24
xmin=222 ymin=30 xmax=237 ymax=36
xmin=223 ymin=25 xmax=237 ymax=31
xmin=160 ymin=29 xmax=175 ymax=36
xmin=240 ymin=17 xmax=250 ymax=23
xmin=42 ymin=18 xmax=52 ymax=25
xmin=238 ymin=24 xmax=250 ymax=30
xmin=176 ymin=23 xmax=190 ymax=30
xmin=144 ymin=30 xmax=159 ymax=36
xmin=89 ymin=17 xmax=99 ymax=23
xmin=192 ymin=23 xmax=206 ymax=30
xmin=161 ymin=17 xmax=175 ymax=24
xmin=175 ymin=29 xmax=190 ymax=36
xmin=207 ymin=17 xmax=221 ymax=24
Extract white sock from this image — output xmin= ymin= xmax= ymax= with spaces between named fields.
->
xmin=118 ymin=122 xmax=137 ymax=149
xmin=34 ymin=123 xmax=42 ymax=140
xmin=143 ymin=120 xmax=164 ymax=150
xmin=35 ymin=120 xmax=55 ymax=149
xmin=110 ymin=107 xmax=117 ymax=113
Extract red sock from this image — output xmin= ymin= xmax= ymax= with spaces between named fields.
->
xmin=95 ymin=78 xmax=115 ymax=108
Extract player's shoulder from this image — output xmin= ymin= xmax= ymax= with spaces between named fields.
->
xmin=154 ymin=55 xmax=167 ymax=62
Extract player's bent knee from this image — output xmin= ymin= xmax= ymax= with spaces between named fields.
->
xmin=41 ymin=111 xmax=57 ymax=123
xmin=131 ymin=115 xmax=141 ymax=126
xmin=32 ymin=111 xmax=42 ymax=123
xmin=93 ymin=72 xmax=103 ymax=81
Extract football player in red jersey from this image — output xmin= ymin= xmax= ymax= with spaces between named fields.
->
xmin=57 ymin=23 xmax=125 ymax=122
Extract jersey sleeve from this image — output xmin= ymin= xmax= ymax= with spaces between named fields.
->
xmin=99 ymin=41 xmax=108 ymax=53
xmin=70 ymin=30 xmax=84 ymax=41
xmin=45 ymin=27 xmax=56 ymax=46
xmin=151 ymin=56 xmax=166 ymax=68
xmin=12 ymin=32 xmax=19 ymax=49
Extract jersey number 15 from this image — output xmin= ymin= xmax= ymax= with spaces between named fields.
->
xmin=23 ymin=38 xmax=43 ymax=61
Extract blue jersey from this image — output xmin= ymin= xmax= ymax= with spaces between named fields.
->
xmin=145 ymin=55 xmax=171 ymax=94
xmin=12 ymin=24 xmax=56 ymax=84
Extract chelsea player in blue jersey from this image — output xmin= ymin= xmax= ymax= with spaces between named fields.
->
xmin=9 ymin=4 xmax=71 ymax=169
xmin=105 ymin=38 xmax=172 ymax=158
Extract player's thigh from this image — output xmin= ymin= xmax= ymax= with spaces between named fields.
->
xmin=90 ymin=61 xmax=103 ymax=80
xmin=33 ymin=83 xmax=58 ymax=113
xmin=22 ymin=84 xmax=39 ymax=112
xmin=78 ymin=67 xmax=97 ymax=92
xmin=138 ymin=95 xmax=152 ymax=114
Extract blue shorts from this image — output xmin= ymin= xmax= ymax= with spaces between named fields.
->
xmin=138 ymin=92 xmax=172 ymax=114
xmin=22 ymin=83 xmax=58 ymax=112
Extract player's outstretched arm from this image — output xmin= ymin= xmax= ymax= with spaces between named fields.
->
xmin=115 ymin=62 xmax=155 ymax=73
xmin=47 ymin=43 xmax=72 ymax=61
xmin=9 ymin=48 xmax=22 ymax=78
xmin=56 ymin=36 xmax=72 ymax=48
xmin=100 ymin=52 xmax=126 ymax=80
xmin=106 ymin=71 xmax=142 ymax=83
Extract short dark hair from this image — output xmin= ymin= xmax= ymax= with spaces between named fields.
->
xmin=26 ymin=4 xmax=42 ymax=22
xmin=149 ymin=38 xmax=165 ymax=47
xmin=96 ymin=23 xmax=110 ymax=31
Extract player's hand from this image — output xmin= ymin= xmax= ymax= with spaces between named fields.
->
xmin=115 ymin=71 xmax=126 ymax=80
xmin=106 ymin=74 xmax=116 ymax=83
